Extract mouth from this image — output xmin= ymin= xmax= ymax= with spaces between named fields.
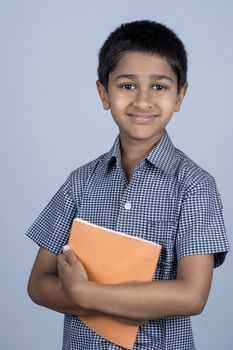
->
xmin=126 ymin=112 xmax=159 ymax=124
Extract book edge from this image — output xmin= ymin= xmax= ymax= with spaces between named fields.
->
xmin=74 ymin=218 xmax=162 ymax=248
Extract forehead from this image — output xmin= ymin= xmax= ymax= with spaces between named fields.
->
xmin=109 ymin=51 xmax=176 ymax=81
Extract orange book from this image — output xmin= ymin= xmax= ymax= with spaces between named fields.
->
xmin=68 ymin=218 xmax=162 ymax=350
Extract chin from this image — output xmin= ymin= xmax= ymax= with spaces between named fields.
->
xmin=133 ymin=129 xmax=164 ymax=139
xmin=128 ymin=133 xmax=162 ymax=142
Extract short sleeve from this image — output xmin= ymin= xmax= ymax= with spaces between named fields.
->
xmin=26 ymin=173 xmax=77 ymax=255
xmin=176 ymin=176 xmax=230 ymax=268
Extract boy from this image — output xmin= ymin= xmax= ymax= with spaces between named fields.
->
xmin=27 ymin=20 xmax=229 ymax=349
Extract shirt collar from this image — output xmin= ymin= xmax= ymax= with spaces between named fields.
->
xmin=146 ymin=131 xmax=177 ymax=175
xmin=103 ymin=135 xmax=122 ymax=169
xmin=109 ymin=135 xmax=121 ymax=160
xmin=103 ymin=131 xmax=177 ymax=176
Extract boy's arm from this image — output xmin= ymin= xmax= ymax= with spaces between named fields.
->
xmin=58 ymin=248 xmax=214 ymax=321
xmin=27 ymin=247 xmax=95 ymax=316
xmin=27 ymin=247 xmax=144 ymax=325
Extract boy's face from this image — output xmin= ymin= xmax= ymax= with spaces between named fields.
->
xmin=97 ymin=51 xmax=187 ymax=146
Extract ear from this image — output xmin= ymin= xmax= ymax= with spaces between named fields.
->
xmin=96 ymin=80 xmax=110 ymax=110
xmin=174 ymin=83 xmax=188 ymax=112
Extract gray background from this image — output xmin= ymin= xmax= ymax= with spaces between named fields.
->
xmin=1 ymin=0 xmax=232 ymax=349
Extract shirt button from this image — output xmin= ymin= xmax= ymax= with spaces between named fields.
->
xmin=124 ymin=202 xmax=131 ymax=210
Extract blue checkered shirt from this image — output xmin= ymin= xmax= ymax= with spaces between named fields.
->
xmin=26 ymin=131 xmax=229 ymax=350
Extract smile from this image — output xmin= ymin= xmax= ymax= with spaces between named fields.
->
xmin=126 ymin=112 xmax=158 ymax=124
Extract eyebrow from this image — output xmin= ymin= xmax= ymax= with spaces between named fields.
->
xmin=115 ymin=74 xmax=174 ymax=82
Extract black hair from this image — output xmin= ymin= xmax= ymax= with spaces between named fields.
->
xmin=98 ymin=20 xmax=188 ymax=92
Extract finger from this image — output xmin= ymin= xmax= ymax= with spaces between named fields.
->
xmin=58 ymin=280 xmax=62 ymax=289
xmin=57 ymin=255 xmax=69 ymax=289
xmin=57 ymin=253 xmax=69 ymax=273
xmin=63 ymin=245 xmax=78 ymax=265
xmin=57 ymin=252 xmax=66 ymax=266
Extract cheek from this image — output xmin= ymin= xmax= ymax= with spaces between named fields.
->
xmin=160 ymin=95 xmax=177 ymax=112
xmin=109 ymin=95 xmax=127 ymax=113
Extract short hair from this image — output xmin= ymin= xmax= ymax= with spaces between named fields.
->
xmin=97 ymin=20 xmax=188 ymax=92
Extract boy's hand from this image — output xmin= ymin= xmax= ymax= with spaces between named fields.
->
xmin=58 ymin=247 xmax=148 ymax=325
xmin=57 ymin=245 xmax=88 ymax=304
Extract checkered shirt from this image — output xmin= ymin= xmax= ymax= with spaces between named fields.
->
xmin=26 ymin=131 xmax=229 ymax=350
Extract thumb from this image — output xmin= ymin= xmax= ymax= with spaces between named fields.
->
xmin=63 ymin=245 xmax=77 ymax=265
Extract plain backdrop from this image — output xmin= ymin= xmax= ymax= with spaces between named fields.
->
xmin=1 ymin=1 xmax=232 ymax=349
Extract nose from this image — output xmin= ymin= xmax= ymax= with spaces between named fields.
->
xmin=133 ymin=88 xmax=153 ymax=109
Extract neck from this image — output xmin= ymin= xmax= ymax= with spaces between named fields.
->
xmin=120 ymin=132 xmax=164 ymax=161
xmin=119 ymin=132 xmax=164 ymax=181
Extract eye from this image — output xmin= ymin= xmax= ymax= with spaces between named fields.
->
xmin=120 ymin=83 xmax=136 ymax=90
xmin=153 ymin=84 xmax=167 ymax=91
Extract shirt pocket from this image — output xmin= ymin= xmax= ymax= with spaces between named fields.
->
xmin=147 ymin=220 xmax=177 ymax=280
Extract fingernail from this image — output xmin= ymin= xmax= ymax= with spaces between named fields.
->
xmin=63 ymin=245 xmax=71 ymax=252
